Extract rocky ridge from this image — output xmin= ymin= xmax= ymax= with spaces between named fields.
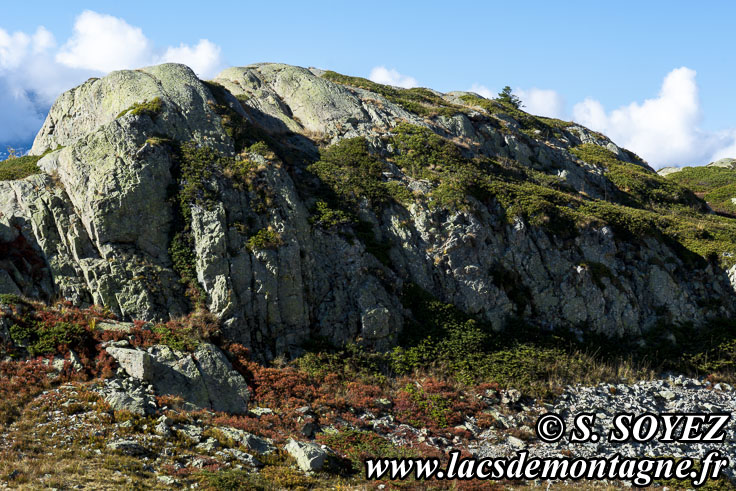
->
xmin=4 ymin=62 xmax=736 ymax=488
xmin=2 ymin=62 xmax=736 ymax=358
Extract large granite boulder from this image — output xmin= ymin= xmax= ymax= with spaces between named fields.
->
xmin=107 ymin=342 xmax=250 ymax=414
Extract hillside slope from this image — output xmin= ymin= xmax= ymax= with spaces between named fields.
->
xmin=2 ymin=63 xmax=736 ymax=359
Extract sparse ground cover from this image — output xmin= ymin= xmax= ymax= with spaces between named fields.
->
xmin=2 ymin=297 xmax=736 ymax=488
xmin=665 ymin=165 xmax=736 ymax=216
xmin=322 ymin=71 xmax=460 ymax=118
xmin=0 ymin=155 xmax=41 ymax=181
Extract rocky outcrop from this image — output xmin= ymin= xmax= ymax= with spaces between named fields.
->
xmin=657 ymin=166 xmax=682 ymax=176
xmin=2 ymin=62 xmax=736 ymax=359
xmin=708 ymin=157 xmax=736 ymax=169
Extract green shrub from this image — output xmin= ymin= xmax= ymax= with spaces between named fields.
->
xmin=398 ymin=382 xmax=455 ymax=428
xmin=0 ymin=294 xmax=25 ymax=305
xmin=246 ymin=229 xmax=283 ymax=251
xmin=308 ymin=137 xmax=392 ymax=207
xmin=0 ymin=155 xmax=41 ymax=181
xmin=460 ymin=94 xmax=567 ymax=139
xmin=569 ymin=143 xmax=621 ymax=167
xmin=310 ymin=200 xmax=355 ymax=229
xmin=169 ymin=232 xmax=202 ymax=302
xmin=176 ymin=143 xmax=230 ymax=221
xmin=9 ymin=321 xmax=88 ymax=356
xmin=224 ymin=158 xmax=259 ymax=188
xmin=247 ymin=141 xmax=271 ymax=157
xmin=167 ymin=142 xmax=232 ymax=307
xmin=571 ymin=143 xmax=700 ymax=209
xmin=666 ymin=166 xmax=736 ymax=215
xmin=116 ymin=97 xmax=163 ymax=119
xmin=151 ymin=324 xmax=200 ymax=352
xmin=389 ymin=123 xmax=465 ymax=179
xmin=485 ymin=180 xmax=581 ymax=237
xmin=318 ymin=430 xmax=417 ymax=473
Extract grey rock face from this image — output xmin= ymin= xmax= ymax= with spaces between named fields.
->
xmin=0 ymin=271 xmax=21 ymax=296
xmin=2 ymin=62 xmax=736 ymax=361
xmin=657 ymin=166 xmax=682 ymax=176
xmin=103 ymin=342 xmax=250 ymax=414
xmin=215 ymin=64 xmax=424 ymax=141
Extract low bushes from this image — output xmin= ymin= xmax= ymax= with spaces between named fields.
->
xmin=116 ymin=97 xmax=163 ymax=119
xmin=246 ymin=228 xmax=283 ymax=251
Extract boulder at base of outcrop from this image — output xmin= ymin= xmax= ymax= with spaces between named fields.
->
xmin=284 ymin=439 xmax=329 ymax=472
xmin=105 ymin=342 xmax=250 ymax=414
xmin=148 ymin=343 xmax=251 ymax=414
xmin=106 ymin=347 xmax=153 ymax=381
xmin=101 ymin=376 xmax=158 ymax=416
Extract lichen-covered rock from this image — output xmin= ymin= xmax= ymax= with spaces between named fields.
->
xmin=214 ymin=64 xmax=423 ymax=140
xmin=284 ymin=439 xmax=329 ymax=472
xmin=146 ymin=343 xmax=250 ymax=414
xmin=216 ymin=427 xmax=276 ymax=455
xmin=106 ymin=347 xmax=153 ymax=381
xmin=2 ymin=61 xmax=736 ymax=363
xmin=707 ymin=158 xmax=736 ymax=169
xmin=107 ymin=439 xmax=147 ymax=456
xmin=101 ymin=376 xmax=158 ymax=416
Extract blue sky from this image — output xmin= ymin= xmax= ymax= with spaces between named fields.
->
xmin=2 ymin=1 xmax=736 ymax=167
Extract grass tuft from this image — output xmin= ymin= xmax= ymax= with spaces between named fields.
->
xmin=0 ymin=155 xmax=41 ymax=181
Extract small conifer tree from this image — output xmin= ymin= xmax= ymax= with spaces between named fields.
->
xmin=497 ymin=86 xmax=523 ymax=109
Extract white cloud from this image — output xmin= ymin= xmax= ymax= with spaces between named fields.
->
xmin=56 ymin=11 xmax=152 ymax=72
xmin=0 ymin=11 xmax=224 ymax=149
xmin=161 ymin=40 xmax=223 ymax=79
xmin=369 ymin=66 xmax=418 ymax=88
xmin=31 ymin=27 xmax=54 ymax=54
xmin=0 ymin=26 xmax=74 ymax=144
xmin=469 ymin=84 xmax=495 ymax=99
xmin=711 ymin=131 xmax=736 ymax=162
xmin=0 ymin=78 xmax=45 ymax=143
xmin=573 ymin=67 xmax=736 ymax=167
xmin=515 ymin=88 xmax=565 ymax=119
